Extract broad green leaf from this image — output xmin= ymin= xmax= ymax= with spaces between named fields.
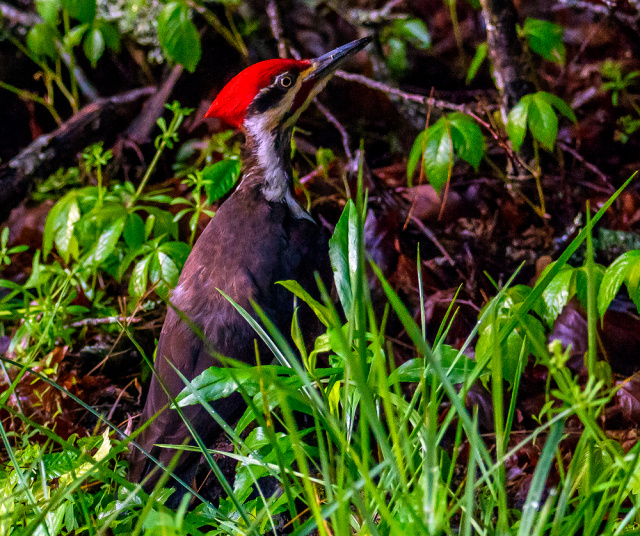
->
xmin=522 ymin=18 xmax=565 ymax=64
xmin=466 ymin=42 xmax=487 ymax=84
xmin=203 ymin=159 xmax=241 ymax=203
xmin=176 ymin=366 xmax=285 ymax=406
xmin=27 ymin=23 xmax=58 ymax=59
xmin=43 ymin=191 xmax=81 ymax=262
xmin=61 ymin=0 xmax=96 ymax=23
xmin=407 ymin=130 xmax=427 ymax=186
xmin=83 ymin=216 xmax=125 ymax=267
xmin=83 ymin=27 xmax=105 ymax=66
xmin=155 ymin=251 xmax=180 ymax=287
xmin=424 ymin=120 xmax=453 ymax=193
xmin=277 ymin=280 xmax=332 ymax=327
xmin=129 ymin=255 xmax=150 ymax=297
xmin=157 ymin=2 xmax=202 ymax=72
xmin=329 ymin=200 xmax=358 ymax=317
xmin=507 ymin=97 xmax=530 ymax=152
xmin=36 ymin=0 xmax=59 ymax=26
xmin=529 ymin=93 xmax=558 ymax=151
xmin=449 ymin=112 xmax=485 ymax=169
xmin=626 ymin=255 xmax=640 ymax=311
xmin=389 ymin=345 xmax=478 ymax=385
xmin=597 ymin=250 xmax=640 ymax=317
xmin=123 ymin=212 xmax=145 ymax=250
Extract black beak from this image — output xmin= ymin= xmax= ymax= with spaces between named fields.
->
xmin=306 ymin=36 xmax=372 ymax=82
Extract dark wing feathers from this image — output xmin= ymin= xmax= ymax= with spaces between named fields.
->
xmin=128 ymin=185 xmax=330 ymax=502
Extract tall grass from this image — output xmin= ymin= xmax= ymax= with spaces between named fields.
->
xmin=2 ymin=176 xmax=640 ymax=535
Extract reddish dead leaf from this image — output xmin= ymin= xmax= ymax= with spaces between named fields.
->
xmin=616 ymin=377 xmax=640 ymax=424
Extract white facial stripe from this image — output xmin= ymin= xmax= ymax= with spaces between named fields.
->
xmin=241 ymin=72 xmax=317 ymax=221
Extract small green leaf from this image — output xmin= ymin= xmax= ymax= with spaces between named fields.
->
xmin=392 ymin=18 xmax=431 ymax=50
xmin=385 ymin=37 xmax=408 ymax=76
xmin=36 ymin=0 xmax=59 ymax=26
xmin=27 ymin=23 xmax=58 ymax=59
xmin=98 ymin=21 xmax=120 ymax=53
xmin=83 ymin=27 xmax=105 ymax=66
xmin=449 ymin=112 xmax=485 ymax=169
xmin=159 ymin=241 xmax=191 ymax=267
xmin=63 ymin=24 xmax=88 ymax=49
xmin=540 ymin=92 xmax=577 ymax=123
xmin=507 ymin=97 xmax=530 ymax=152
xmin=627 ymin=256 xmax=640 ymax=311
xmin=157 ymin=2 xmax=202 ymax=72
xmin=329 ymin=200 xmax=358 ymax=317
xmin=203 ymin=159 xmax=241 ymax=203
xmin=424 ymin=120 xmax=453 ymax=193
xmin=407 ymin=130 xmax=427 ymax=186
xmin=522 ymin=18 xmax=565 ymax=64
xmin=529 ymin=93 xmax=558 ymax=151
xmin=466 ymin=42 xmax=487 ymax=85
xmin=597 ymin=250 xmax=640 ymax=317
xmin=277 ymin=280 xmax=332 ymax=327
xmin=61 ymin=0 xmax=96 ymax=23
xmin=145 ymin=207 xmax=179 ymax=240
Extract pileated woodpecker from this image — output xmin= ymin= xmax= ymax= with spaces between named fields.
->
xmin=128 ymin=37 xmax=371 ymax=504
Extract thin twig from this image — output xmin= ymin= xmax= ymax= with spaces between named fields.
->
xmin=408 ymin=215 xmax=455 ymax=266
xmin=558 ymin=141 xmax=612 ymax=185
xmin=336 ymin=70 xmax=472 ymax=113
xmin=69 ymin=316 xmax=141 ymax=329
xmin=107 ymin=379 xmax=136 ymax=422
xmin=554 ymin=0 xmax=640 ymax=30
xmin=0 ymin=1 xmax=39 ymax=26
xmin=315 ymin=100 xmax=353 ymax=161
xmin=266 ymin=0 xmax=288 ymax=59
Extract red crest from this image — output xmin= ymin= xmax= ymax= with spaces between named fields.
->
xmin=205 ymin=59 xmax=311 ymax=128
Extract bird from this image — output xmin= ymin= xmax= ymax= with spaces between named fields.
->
xmin=128 ymin=36 xmax=372 ymax=506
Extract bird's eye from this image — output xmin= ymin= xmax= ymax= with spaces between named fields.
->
xmin=279 ymin=76 xmax=292 ymax=88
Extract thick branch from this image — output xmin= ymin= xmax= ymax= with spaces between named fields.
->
xmin=0 ymin=87 xmax=155 ymax=223
xmin=479 ymin=0 xmax=534 ymax=116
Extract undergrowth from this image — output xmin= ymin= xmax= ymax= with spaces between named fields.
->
xmin=1 ymin=140 xmax=640 ymax=534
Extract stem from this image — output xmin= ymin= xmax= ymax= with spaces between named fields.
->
xmin=532 ymin=140 xmax=546 ymax=216
xmin=0 ymin=80 xmax=62 ymax=124
xmin=62 ymin=9 xmax=79 ymax=111
xmin=188 ymin=1 xmax=248 ymax=58
xmin=130 ymin=147 xmax=163 ymax=207
xmin=447 ymin=0 xmax=466 ymax=61
xmin=96 ymin=163 xmax=104 ymax=207
xmin=585 ymin=201 xmax=597 ymax=379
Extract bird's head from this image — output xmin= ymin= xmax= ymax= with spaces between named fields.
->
xmin=205 ymin=37 xmax=371 ymax=133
